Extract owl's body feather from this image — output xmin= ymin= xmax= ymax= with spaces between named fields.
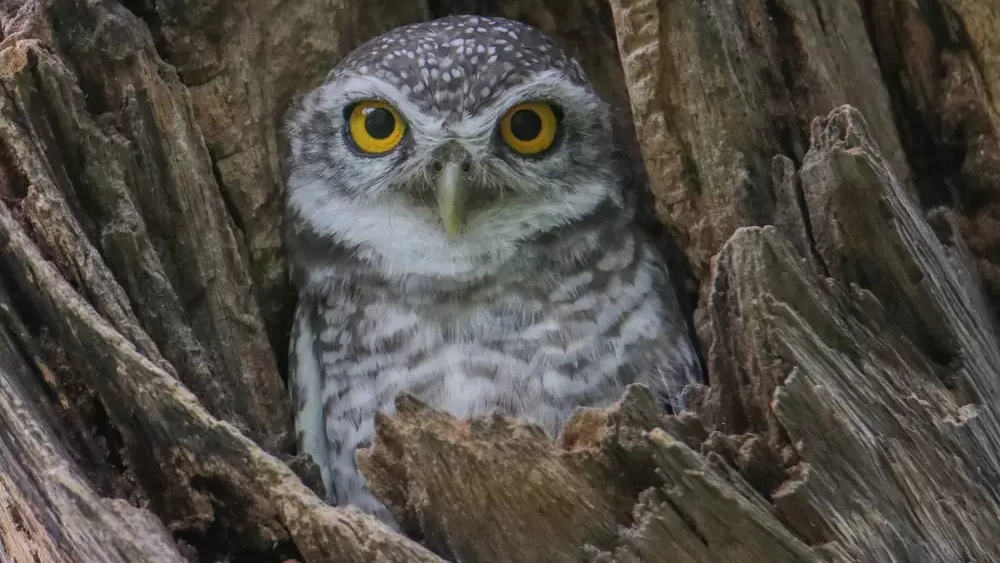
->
xmin=284 ymin=15 xmax=701 ymax=524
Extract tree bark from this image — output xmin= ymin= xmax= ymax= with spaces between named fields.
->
xmin=0 ymin=0 xmax=998 ymax=562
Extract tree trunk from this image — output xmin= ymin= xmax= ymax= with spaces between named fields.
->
xmin=0 ymin=0 xmax=998 ymax=562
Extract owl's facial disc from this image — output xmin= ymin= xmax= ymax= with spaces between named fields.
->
xmin=284 ymin=15 xmax=628 ymax=277
xmin=297 ymin=69 xmax=616 ymax=245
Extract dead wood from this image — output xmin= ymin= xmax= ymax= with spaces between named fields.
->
xmin=0 ymin=0 xmax=999 ymax=562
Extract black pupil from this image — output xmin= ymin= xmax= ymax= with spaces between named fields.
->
xmin=510 ymin=109 xmax=543 ymax=141
xmin=364 ymin=108 xmax=396 ymax=139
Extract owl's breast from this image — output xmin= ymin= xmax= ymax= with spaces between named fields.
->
xmin=320 ymin=235 xmax=668 ymax=436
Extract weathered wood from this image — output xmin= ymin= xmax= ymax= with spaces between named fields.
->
xmin=763 ymin=108 xmax=1000 ymax=561
xmin=0 ymin=284 xmax=188 ymax=563
xmin=0 ymin=0 xmax=292 ymax=452
xmin=362 ymin=386 xmax=821 ymax=563
xmin=608 ymin=0 xmax=913 ymax=291
xmin=608 ymin=0 xmax=1000 ymax=340
xmin=862 ymin=0 xmax=1000 ymax=321
xmin=359 ymin=394 xmax=640 ymax=563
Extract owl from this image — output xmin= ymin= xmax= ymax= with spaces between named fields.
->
xmin=283 ymin=14 xmax=702 ymax=525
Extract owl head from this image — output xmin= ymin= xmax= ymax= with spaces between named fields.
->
xmin=284 ymin=15 xmax=628 ymax=283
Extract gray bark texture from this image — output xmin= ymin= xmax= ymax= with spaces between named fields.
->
xmin=0 ymin=0 xmax=998 ymax=562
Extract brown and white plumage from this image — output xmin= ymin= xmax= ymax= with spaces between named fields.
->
xmin=283 ymin=15 xmax=702 ymax=526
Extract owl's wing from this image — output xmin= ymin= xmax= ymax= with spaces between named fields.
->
xmin=642 ymin=320 xmax=704 ymax=414
xmin=288 ymin=300 xmax=335 ymax=497
xmin=288 ymin=297 xmax=398 ymax=525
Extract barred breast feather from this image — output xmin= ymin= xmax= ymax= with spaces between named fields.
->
xmin=287 ymin=202 xmax=701 ymax=522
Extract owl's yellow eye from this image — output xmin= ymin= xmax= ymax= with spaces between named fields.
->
xmin=347 ymin=100 xmax=406 ymax=154
xmin=499 ymin=102 xmax=558 ymax=155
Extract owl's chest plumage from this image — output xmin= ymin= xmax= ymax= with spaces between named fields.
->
xmin=294 ymin=226 xmax=674 ymax=439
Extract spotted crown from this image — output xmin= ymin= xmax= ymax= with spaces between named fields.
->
xmin=327 ymin=15 xmax=591 ymax=116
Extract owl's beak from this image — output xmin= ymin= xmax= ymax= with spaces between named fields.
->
xmin=436 ymin=161 xmax=467 ymax=238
